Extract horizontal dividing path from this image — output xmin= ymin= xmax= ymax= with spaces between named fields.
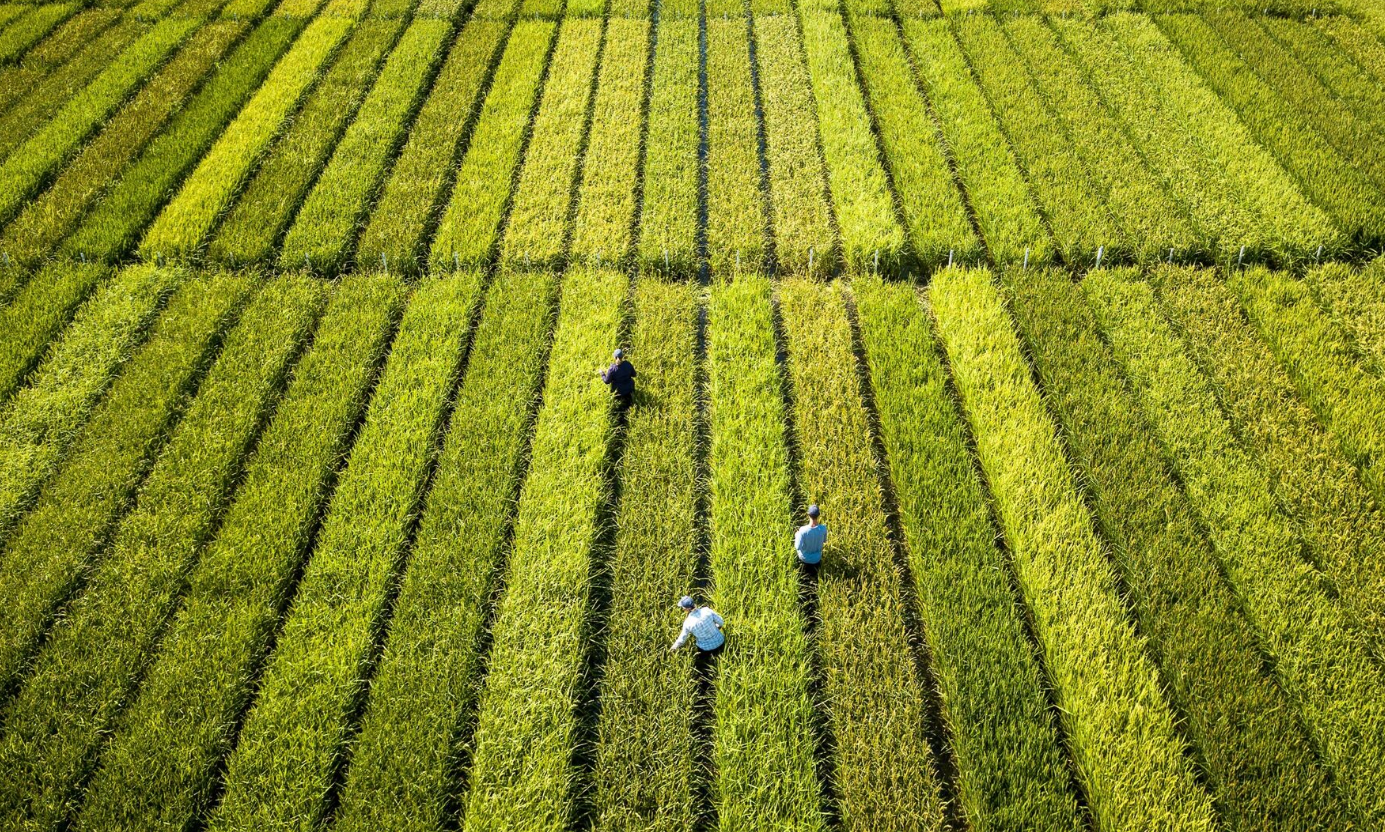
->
xmin=777 ymin=277 xmax=943 ymax=832
xmin=0 ymin=263 xmax=178 ymax=540
xmin=0 ymin=18 xmax=250 ymax=267
xmin=637 ymin=14 xmax=697 ymax=275
xmin=851 ymin=275 xmax=1083 ymax=832
xmin=1001 ymin=267 xmax=1350 ymax=831
xmin=0 ymin=271 xmax=249 ymax=706
xmin=0 ymin=262 xmax=108 ymax=404
xmin=928 ymin=267 xmax=1218 ymax=832
xmin=0 ymin=273 xmax=325 ymax=832
xmin=331 ymin=269 xmax=558 ymax=832
xmin=457 ymin=266 xmax=625 ymax=831
xmin=1308 ymin=258 xmax=1385 ymax=372
xmin=588 ymin=276 xmax=698 ymax=832
xmin=1083 ymin=267 xmax=1385 ymax=827
xmin=705 ymin=13 xmax=767 ymax=275
xmin=704 ymin=275 xmax=821 ymax=831
xmin=71 ymin=274 xmax=405 ymax=832
xmin=205 ymin=271 xmax=483 ymax=832
xmin=1152 ymin=266 xmax=1385 ymax=657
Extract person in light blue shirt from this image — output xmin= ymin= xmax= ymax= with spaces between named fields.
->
xmin=671 ymin=595 xmax=724 ymax=655
xmin=795 ymin=504 xmax=827 ymax=576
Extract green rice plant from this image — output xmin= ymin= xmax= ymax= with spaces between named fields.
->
xmin=951 ymin=15 xmax=1121 ymax=264
xmin=458 ymin=266 xmax=624 ymax=832
xmin=929 ymin=267 xmax=1218 ymax=832
xmin=1307 ymin=259 xmax=1385 ymax=373
xmin=849 ymin=17 xmax=977 ymax=270
xmin=795 ymin=9 xmax=903 ymax=271
xmin=1002 ymin=17 xmax=1198 ymax=261
xmin=0 ymin=15 xmax=197 ymax=227
xmin=705 ymin=275 xmax=821 ymax=831
xmin=0 ymin=274 xmax=323 ymax=832
xmin=73 ymin=274 xmax=404 ymax=832
xmin=206 ymin=19 xmax=407 ymax=266
xmin=354 ymin=18 xmax=510 ymax=272
xmin=277 ymin=19 xmax=452 ymax=273
xmin=1154 ymin=13 xmax=1384 ymax=246
xmin=637 ymin=17 xmax=698 ymax=274
xmin=588 ymin=277 xmax=698 ymax=832
xmin=1000 ymin=266 xmax=1350 ymax=832
xmin=520 ymin=0 xmax=564 ymax=19
xmin=0 ymin=7 xmax=25 ymax=30
xmin=208 ymin=272 xmax=483 ymax=832
xmin=1316 ymin=14 xmax=1385 ymax=85
xmin=780 ymin=277 xmax=945 ymax=831
xmin=0 ymin=264 xmax=177 ymax=540
xmin=1084 ymin=267 xmax=1385 ymax=827
xmin=1152 ymin=265 xmax=1385 ymax=660
xmin=705 ymin=16 xmax=767 ymax=274
xmin=569 ymin=17 xmax=648 ymax=265
xmin=608 ymin=0 xmax=645 ymax=16
xmin=0 ymin=7 xmax=117 ymax=115
xmin=751 ymin=14 xmax=833 ymax=275
xmin=500 ymin=18 xmax=603 ymax=269
xmin=1105 ymin=13 xmax=1338 ymax=261
xmin=61 ymin=17 xmax=312 ymax=261
xmin=139 ymin=13 xmax=362 ymax=261
xmin=0 ymin=3 xmax=76 ymax=63
xmin=852 ymin=274 xmax=1083 ymax=832
xmin=1262 ymin=16 xmax=1385 ymax=138
xmin=901 ymin=18 xmax=1048 ymax=265
xmin=1228 ymin=267 xmax=1385 ymax=520
xmin=333 ymin=269 xmax=556 ymax=832
xmin=0 ymin=262 xmax=107 ymax=405
xmin=0 ymin=20 xmax=245 ymax=267
xmin=429 ymin=20 xmax=556 ymax=270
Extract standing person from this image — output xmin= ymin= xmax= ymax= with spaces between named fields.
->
xmin=600 ymin=348 xmax=636 ymax=410
xmin=670 ymin=595 xmax=725 ymax=659
xmin=795 ymin=504 xmax=827 ymax=577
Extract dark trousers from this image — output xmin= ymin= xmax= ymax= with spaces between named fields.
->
xmin=694 ymin=642 xmax=723 ymax=682
xmin=615 ymin=391 xmax=633 ymax=411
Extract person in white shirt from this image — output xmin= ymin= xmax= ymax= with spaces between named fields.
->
xmin=794 ymin=504 xmax=827 ymax=577
xmin=671 ymin=595 xmax=725 ymax=656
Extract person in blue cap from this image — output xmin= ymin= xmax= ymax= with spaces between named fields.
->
xmin=671 ymin=595 xmax=724 ymax=657
xmin=795 ymin=504 xmax=827 ymax=577
xmin=600 ymin=348 xmax=637 ymax=410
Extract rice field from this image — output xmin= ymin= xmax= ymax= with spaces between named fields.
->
xmin=1 ymin=0 xmax=1385 ymax=827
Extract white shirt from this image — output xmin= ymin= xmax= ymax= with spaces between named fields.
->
xmin=672 ymin=607 xmax=725 ymax=651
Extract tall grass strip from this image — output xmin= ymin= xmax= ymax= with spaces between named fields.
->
xmin=206 ymin=19 xmax=407 ymax=266
xmin=1316 ymin=15 xmax=1385 ymax=85
xmin=0 ymin=3 xmax=76 ymax=64
xmin=588 ymin=277 xmax=697 ymax=832
xmin=0 ymin=15 xmax=197 ymax=227
xmin=1002 ymin=17 xmax=1197 ymax=261
xmin=61 ymin=16 xmax=315 ymax=261
xmin=500 ymin=18 xmax=603 ymax=268
xmin=1262 ymin=17 xmax=1385 ymax=139
xmin=751 ymin=14 xmax=833 ymax=275
xmin=1228 ymin=267 xmax=1385 ymax=519
xmin=569 ymin=17 xmax=648 ymax=265
xmin=333 ymin=270 xmax=556 ymax=832
xmin=139 ymin=12 xmax=362 ymax=260
xmin=0 ymin=20 xmax=246 ymax=267
xmin=73 ymin=274 xmax=405 ymax=832
xmin=853 ymin=274 xmax=1082 ymax=832
xmin=1105 ymin=13 xmax=1336 ymax=260
xmin=0 ymin=263 xmax=176 ymax=539
xmin=429 ymin=20 xmax=556 ymax=269
xmin=0 ymin=262 xmax=107 ymax=405
xmin=705 ymin=275 xmax=821 ymax=830
xmin=1307 ymin=259 xmax=1385 ymax=372
xmin=354 ymin=18 xmax=510 ymax=272
xmin=1084 ymin=267 xmax=1385 ymax=826
xmin=929 ymin=267 xmax=1218 ymax=832
xmin=705 ymin=16 xmax=767 ymax=274
xmin=458 ymin=266 xmax=623 ymax=831
xmin=901 ymin=19 xmax=1047 ymax=265
xmin=1155 ymin=14 xmax=1385 ymax=246
xmin=0 ymin=7 xmax=117 ymax=108
xmin=952 ymin=15 xmax=1120 ymax=264
xmin=278 ymin=19 xmax=451 ymax=273
xmin=795 ymin=9 xmax=903 ymax=271
xmin=849 ymin=17 xmax=976 ymax=270
xmin=637 ymin=17 xmax=698 ymax=274
xmin=780 ymin=278 xmax=945 ymax=831
xmin=205 ymin=272 xmax=481 ymax=832
xmin=0 ymin=274 xmax=324 ymax=832
xmin=0 ymin=7 xmax=24 ymax=30
xmin=1001 ymin=266 xmax=1349 ymax=831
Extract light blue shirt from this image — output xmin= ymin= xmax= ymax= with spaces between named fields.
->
xmin=672 ymin=607 xmax=725 ymax=651
xmin=795 ymin=522 xmax=827 ymax=564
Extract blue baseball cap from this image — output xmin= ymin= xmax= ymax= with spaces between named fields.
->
xmin=678 ymin=595 xmax=695 ymax=609
xmin=614 ymin=348 xmax=624 ymax=359
xmin=807 ymin=504 xmax=820 ymax=518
